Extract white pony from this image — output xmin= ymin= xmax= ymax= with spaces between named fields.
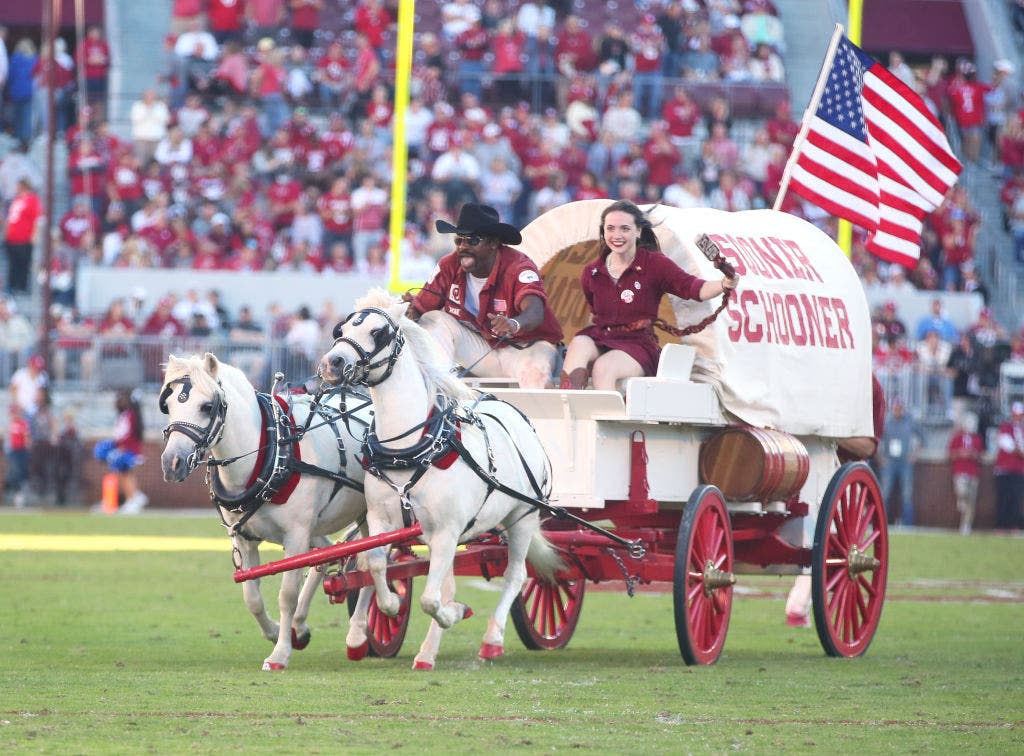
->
xmin=318 ymin=289 xmax=563 ymax=670
xmin=159 ymin=353 xmax=374 ymax=671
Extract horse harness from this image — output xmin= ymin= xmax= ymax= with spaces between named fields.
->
xmin=339 ymin=304 xmax=645 ymax=556
xmin=161 ymin=375 xmax=368 ymax=541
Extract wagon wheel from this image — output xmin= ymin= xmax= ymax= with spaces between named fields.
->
xmin=673 ymin=485 xmax=735 ymax=665
xmin=510 ymin=570 xmax=585 ymax=650
xmin=812 ymin=462 xmax=889 ymax=658
xmin=344 ymin=545 xmax=413 ymax=658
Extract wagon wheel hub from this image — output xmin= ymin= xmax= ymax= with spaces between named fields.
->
xmin=702 ymin=560 xmax=736 ymax=595
xmin=847 ymin=545 xmax=880 ymax=576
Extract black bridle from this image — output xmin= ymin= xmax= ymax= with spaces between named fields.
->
xmin=328 ymin=307 xmax=405 ymax=387
xmin=160 ymin=375 xmax=228 ymax=475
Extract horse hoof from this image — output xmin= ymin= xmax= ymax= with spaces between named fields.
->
xmin=262 ymin=661 xmax=287 ymax=671
xmin=462 ymin=605 xmax=474 ymax=620
xmin=291 ymin=628 xmax=311 ymax=651
xmin=479 ymin=642 xmax=504 ymax=660
xmin=347 ymin=641 xmax=370 ymax=661
xmin=412 ymin=660 xmax=434 ymax=671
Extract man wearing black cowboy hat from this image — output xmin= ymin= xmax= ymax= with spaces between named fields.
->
xmin=405 ymin=203 xmax=563 ymax=388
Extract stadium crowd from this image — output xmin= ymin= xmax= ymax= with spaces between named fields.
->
xmin=1 ymin=0 xmax=1024 ymax=468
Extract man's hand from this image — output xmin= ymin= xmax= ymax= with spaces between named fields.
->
xmin=400 ymin=291 xmax=422 ymax=321
xmin=488 ymin=313 xmax=520 ymax=338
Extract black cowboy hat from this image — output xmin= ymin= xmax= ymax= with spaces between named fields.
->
xmin=435 ymin=203 xmax=522 ymax=245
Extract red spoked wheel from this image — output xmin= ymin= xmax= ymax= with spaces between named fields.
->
xmin=345 ymin=549 xmax=413 ymax=658
xmin=510 ymin=573 xmax=585 ymax=650
xmin=673 ymin=485 xmax=735 ymax=665
xmin=812 ymin=462 xmax=889 ymax=658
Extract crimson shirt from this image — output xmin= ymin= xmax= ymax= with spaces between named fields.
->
xmin=948 ymin=430 xmax=983 ymax=477
xmin=578 ymin=246 xmax=704 ymax=376
xmin=412 ymin=247 xmax=563 ymax=348
xmin=208 ymin=0 xmax=246 ymax=32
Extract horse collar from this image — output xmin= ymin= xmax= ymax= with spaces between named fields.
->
xmin=361 ymin=397 xmax=462 ymax=477
xmin=210 ymin=393 xmax=301 ymax=513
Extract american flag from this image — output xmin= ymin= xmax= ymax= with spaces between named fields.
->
xmin=786 ymin=35 xmax=962 ymax=267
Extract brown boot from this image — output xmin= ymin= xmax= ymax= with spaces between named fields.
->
xmin=560 ymin=367 xmax=589 ymax=390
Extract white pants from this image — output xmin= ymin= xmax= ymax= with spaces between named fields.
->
xmin=419 ymin=311 xmax=557 ymax=389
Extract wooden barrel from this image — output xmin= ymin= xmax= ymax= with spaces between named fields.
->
xmin=698 ymin=426 xmax=810 ymax=503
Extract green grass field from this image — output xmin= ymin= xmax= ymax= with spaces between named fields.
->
xmin=1 ymin=512 xmax=1022 ymax=753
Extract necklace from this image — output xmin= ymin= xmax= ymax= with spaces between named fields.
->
xmin=607 ymin=254 xmax=634 ymax=282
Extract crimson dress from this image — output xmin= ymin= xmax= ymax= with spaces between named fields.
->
xmin=578 ymin=246 xmax=705 ymax=376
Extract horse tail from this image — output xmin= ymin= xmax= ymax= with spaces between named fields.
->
xmin=526 ymin=532 xmax=564 ymax=583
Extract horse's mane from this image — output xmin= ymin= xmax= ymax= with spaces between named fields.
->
xmin=162 ymin=354 xmax=252 ymax=400
xmin=355 ymin=289 xmax=474 ymax=403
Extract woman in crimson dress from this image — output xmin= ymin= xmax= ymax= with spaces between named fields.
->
xmin=560 ymin=200 xmax=739 ymax=391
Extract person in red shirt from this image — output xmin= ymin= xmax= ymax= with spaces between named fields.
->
xmin=250 ymin=45 xmax=288 ymax=138
xmin=642 ymin=123 xmax=682 ymax=191
xmin=68 ymin=137 xmax=106 ymax=214
xmin=629 ymin=14 xmax=666 ymax=119
xmin=490 ymin=19 xmax=526 ymax=105
xmin=365 ymin=84 xmax=394 ymax=130
xmin=59 ymin=196 xmax=100 ymax=250
xmin=4 ymin=178 xmax=42 ymax=294
xmin=76 ymin=25 xmax=111 ymax=117
xmin=765 ymin=99 xmax=800 ymax=151
xmin=350 ymin=33 xmax=382 ymax=119
xmin=289 ymin=0 xmax=322 ymax=49
xmin=555 ymin=14 xmax=597 ymax=76
xmin=946 ymin=59 xmax=990 ymax=164
xmin=266 ymin=172 xmax=303 ymax=229
xmin=662 ymin=84 xmax=700 ymax=140
xmin=560 ymin=200 xmax=738 ymax=390
xmin=354 ymin=0 xmax=392 ymax=47
xmin=208 ymin=0 xmax=246 ymax=43
xmin=314 ymin=41 xmax=351 ymax=109
xmin=949 ymin=412 xmax=984 ymax=535
xmin=319 ymin=112 xmax=355 ymax=162
xmin=406 ymin=203 xmax=563 ymax=388
xmin=994 ymin=401 xmax=1024 ymax=529
xmin=453 ymin=18 xmax=489 ymax=100
xmin=190 ymin=121 xmax=223 ymax=166
xmin=318 ymin=176 xmax=353 ymax=253
xmin=106 ymin=151 xmax=145 ymax=217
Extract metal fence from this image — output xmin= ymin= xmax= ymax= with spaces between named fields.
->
xmin=19 ymin=334 xmax=326 ymax=394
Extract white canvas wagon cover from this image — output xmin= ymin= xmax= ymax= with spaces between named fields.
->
xmin=517 ymin=201 xmax=873 ymax=439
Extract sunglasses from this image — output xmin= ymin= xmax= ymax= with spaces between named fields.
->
xmin=455 ymin=234 xmax=484 ymax=247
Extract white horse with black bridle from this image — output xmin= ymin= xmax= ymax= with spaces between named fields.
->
xmin=318 ymin=289 xmax=563 ymax=670
xmin=159 ymin=353 xmax=376 ymax=671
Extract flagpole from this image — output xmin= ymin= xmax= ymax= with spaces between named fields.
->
xmin=772 ymin=24 xmax=846 ymax=212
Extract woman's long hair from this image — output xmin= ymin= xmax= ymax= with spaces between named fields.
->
xmin=599 ymin=200 xmax=661 ymax=253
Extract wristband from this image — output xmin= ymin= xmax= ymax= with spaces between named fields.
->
xmin=509 ymin=318 xmax=521 ymax=335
